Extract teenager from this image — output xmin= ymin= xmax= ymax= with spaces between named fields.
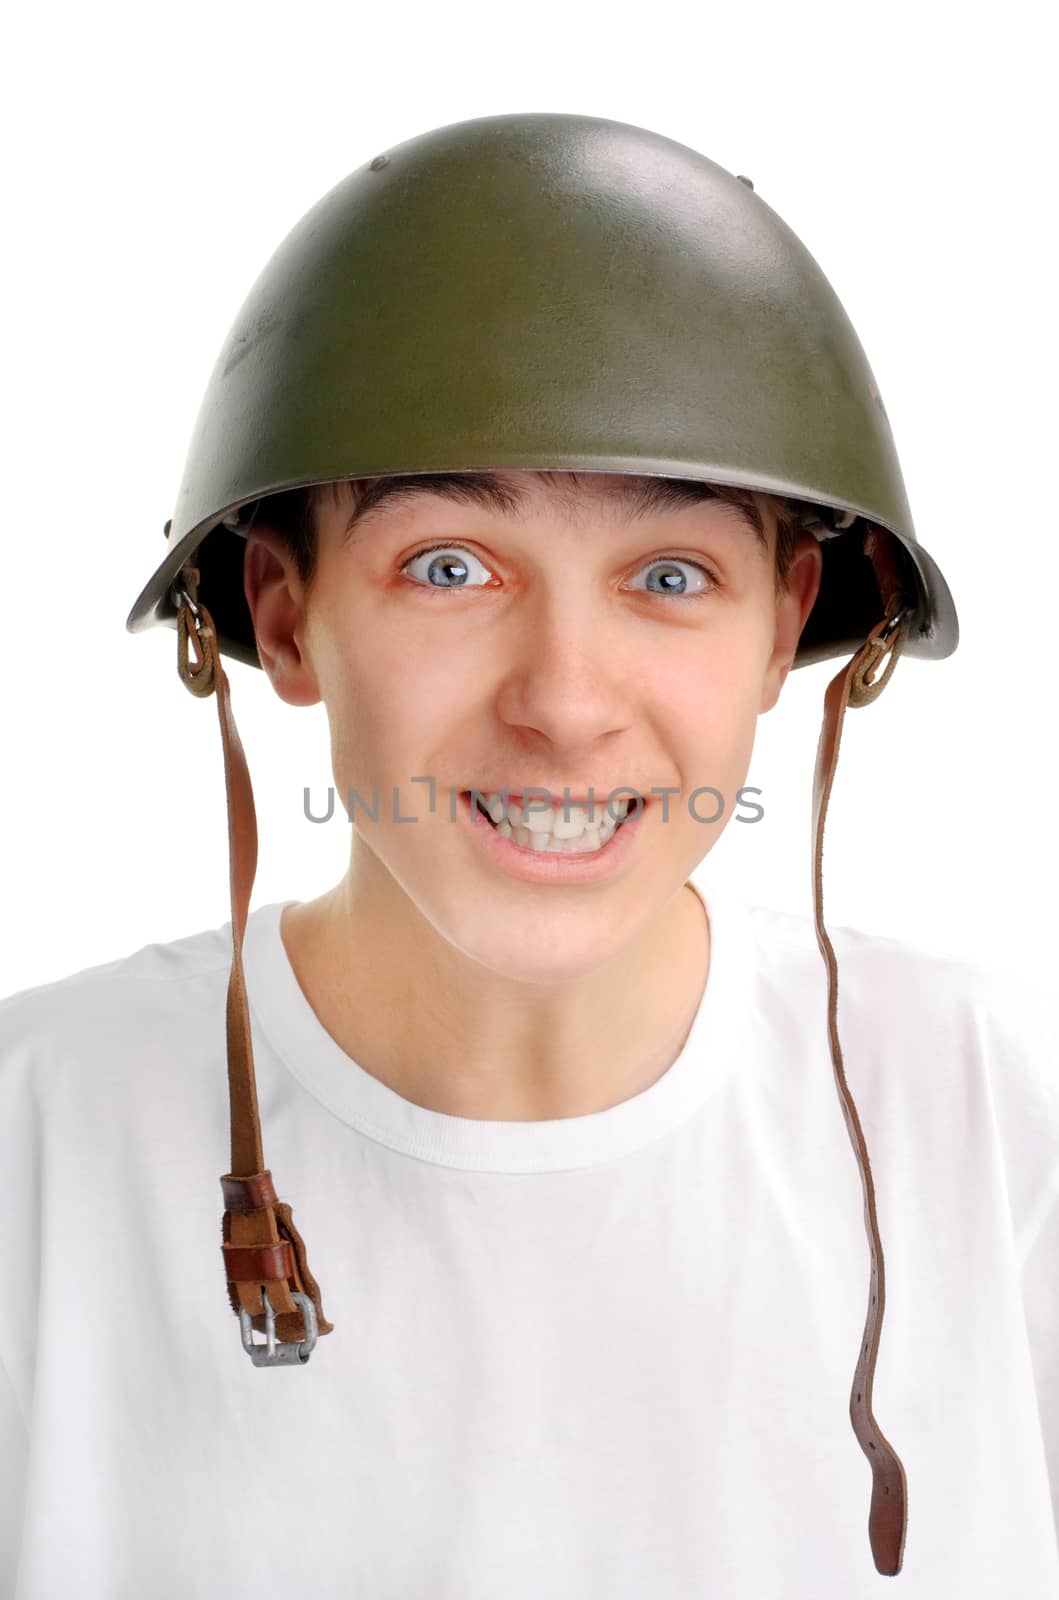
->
xmin=1 ymin=112 xmax=1054 ymax=1596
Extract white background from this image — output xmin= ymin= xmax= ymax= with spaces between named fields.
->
xmin=3 ymin=0 xmax=1056 ymax=997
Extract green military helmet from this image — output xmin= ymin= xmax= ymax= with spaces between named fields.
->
xmin=126 ymin=111 xmax=957 ymax=669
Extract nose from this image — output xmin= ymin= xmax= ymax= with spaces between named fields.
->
xmin=491 ymin=589 xmax=634 ymax=752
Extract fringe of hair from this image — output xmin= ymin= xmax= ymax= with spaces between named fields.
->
xmin=256 ymin=475 xmax=827 ymax=597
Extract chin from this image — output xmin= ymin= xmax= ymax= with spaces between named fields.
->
xmin=442 ymin=900 xmax=637 ymax=981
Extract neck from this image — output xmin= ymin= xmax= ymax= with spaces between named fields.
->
xmin=279 ymin=867 xmax=710 ymax=1122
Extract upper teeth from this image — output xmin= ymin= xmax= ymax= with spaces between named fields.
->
xmin=477 ymin=792 xmax=631 ymax=837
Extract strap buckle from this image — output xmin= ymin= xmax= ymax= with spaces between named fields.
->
xmin=239 ymin=1288 xmax=319 ymax=1367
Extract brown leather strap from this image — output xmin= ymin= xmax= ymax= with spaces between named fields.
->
xmin=222 ymin=1241 xmax=296 ymax=1281
xmin=174 ymin=563 xmax=333 ymax=1344
xmin=811 ymin=528 xmax=912 ymax=1576
xmin=221 ymin=1170 xmax=279 ymax=1213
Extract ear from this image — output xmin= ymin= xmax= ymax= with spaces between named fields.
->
xmin=759 ymin=533 xmax=824 ymax=714
xmin=243 ymin=528 xmax=322 ymax=707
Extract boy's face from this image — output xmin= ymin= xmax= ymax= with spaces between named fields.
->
xmin=245 ymin=471 xmax=821 ymax=979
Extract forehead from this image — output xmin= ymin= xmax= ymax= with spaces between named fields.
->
xmin=329 ymin=470 xmax=770 ymax=553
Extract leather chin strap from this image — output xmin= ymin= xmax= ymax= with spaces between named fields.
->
xmin=809 ymin=527 xmax=912 ymax=1578
xmin=172 ymin=529 xmax=911 ymax=1575
xmin=175 ymin=569 xmax=333 ymax=1353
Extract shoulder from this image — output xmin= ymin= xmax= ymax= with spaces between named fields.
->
xmin=740 ymin=895 xmax=1057 ymax=1240
xmin=742 ymin=897 xmax=1044 ymax=1037
xmin=0 ymin=918 xmax=236 ymax=1093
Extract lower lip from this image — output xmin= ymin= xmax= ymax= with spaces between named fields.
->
xmin=457 ymin=792 xmax=648 ymax=884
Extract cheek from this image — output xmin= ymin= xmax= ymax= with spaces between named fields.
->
xmin=643 ymin=641 xmax=764 ymax=754
xmin=311 ymin=610 xmax=465 ymax=785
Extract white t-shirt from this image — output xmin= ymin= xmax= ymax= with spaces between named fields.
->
xmin=1 ymin=878 xmax=1056 ymax=1599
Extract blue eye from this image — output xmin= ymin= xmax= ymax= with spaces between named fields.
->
xmin=402 ymin=546 xmax=493 ymax=588
xmin=627 ymin=559 xmax=714 ymax=597
xmin=400 ymin=546 xmax=716 ymax=597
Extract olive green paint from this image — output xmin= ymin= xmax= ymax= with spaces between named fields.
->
xmin=127 ymin=112 xmax=958 ymax=669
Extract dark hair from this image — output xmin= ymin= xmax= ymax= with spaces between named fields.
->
xmin=254 ymin=474 xmax=820 ymax=596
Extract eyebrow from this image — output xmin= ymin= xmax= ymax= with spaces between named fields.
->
xmin=340 ymin=471 xmax=768 ymax=552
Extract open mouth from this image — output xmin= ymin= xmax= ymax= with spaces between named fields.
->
xmin=461 ymin=790 xmax=646 ymax=855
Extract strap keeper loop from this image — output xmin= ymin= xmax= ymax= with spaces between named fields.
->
xmin=222 ymin=1240 xmax=295 ymax=1283
xmin=221 ymin=1170 xmax=279 ymax=1213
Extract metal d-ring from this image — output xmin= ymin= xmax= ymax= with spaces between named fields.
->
xmin=879 ymin=604 xmax=915 ymax=644
xmin=169 ymin=581 xmax=202 ymax=623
